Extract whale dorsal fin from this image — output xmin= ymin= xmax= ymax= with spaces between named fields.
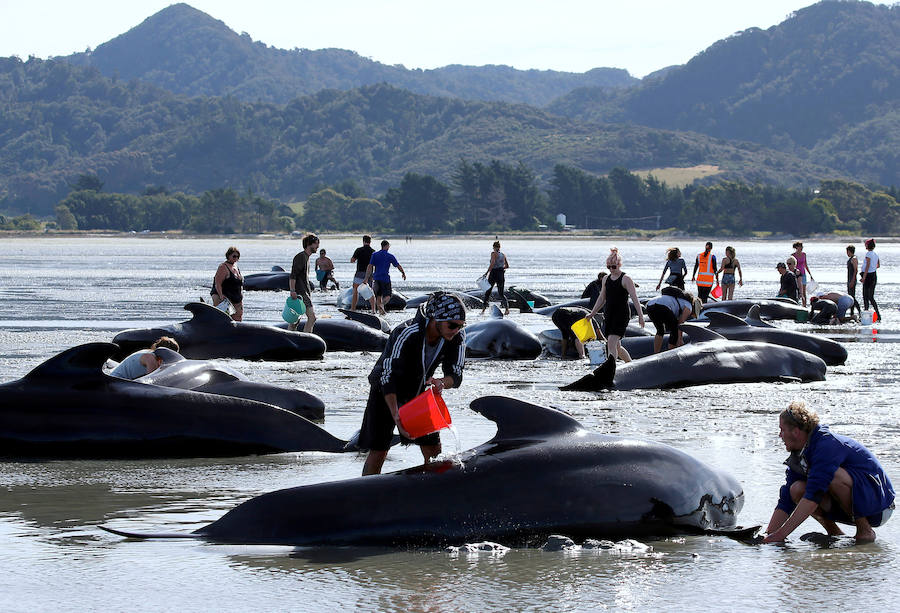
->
xmin=25 ymin=342 xmax=119 ymax=379
xmin=704 ymin=312 xmax=749 ymax=328
xmin=509 ymin=289 xmax=533 ymax=314
xmin=746 ymin=304 xmax=775 ymax=328
xmin=490 ymin=305 xmax=503 ymax=319
xmin=678 ymin=323 xmax=725 ymax=342
xmin=271 ymin=265 xmax=285 ymax=272
xmin=184 ymin=302 xmax=233 ymax=324
xmin=470 ymin=395 xmax=584 ymax=440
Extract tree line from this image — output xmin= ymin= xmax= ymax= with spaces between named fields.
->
xmin=34 ymin=164 xmax=900 ymax=236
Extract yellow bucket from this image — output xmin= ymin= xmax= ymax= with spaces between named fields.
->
xmin=570 ymin=318 xmax=596 ymax=343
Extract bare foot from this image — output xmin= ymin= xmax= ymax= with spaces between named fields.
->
xmin=855 ymin=529 xmax=876 ymax=543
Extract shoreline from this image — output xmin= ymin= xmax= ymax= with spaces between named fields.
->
xmin=0 ymin=229 xmax=889 ymax=242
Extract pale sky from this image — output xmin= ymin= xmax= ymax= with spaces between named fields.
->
xmin=1 ymin=0 xmax=819 ymax=78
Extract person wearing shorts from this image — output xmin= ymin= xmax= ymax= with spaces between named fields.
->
xmin=764 ymin=400 xmax=894 ymax=543
xmin=359 ymin=292 xmax=467 ymax=475
xmin=366 ymin=240 xmax=406 ymax=315
xmin=289 ymin=234 xmax=319 ymax=333
xmin=645 ymin=290 xmax=697 ymax=353
xmin=350 ymin=235 xmax=376 ymax=311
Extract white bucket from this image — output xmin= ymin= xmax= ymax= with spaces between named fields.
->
xmin=586 ymin=340 xmax=607 ymax=364
xmin=476 ymin=277 xmax=491 ymax=292
xmin=861 ymin=310 xmax=873 ymax=325
xmin=357 ymin=284 xmax=374 ymax=300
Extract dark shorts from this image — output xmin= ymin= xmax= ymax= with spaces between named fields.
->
xmin=373 ymin=279 xmax=392 ymax=298
xmin=603 ymin=309 xmax=629 ymax=338
xmin=647 ymin=303 xmax=679 ymax=346
xmin=358 ymin=386 xmax=440 ymax=451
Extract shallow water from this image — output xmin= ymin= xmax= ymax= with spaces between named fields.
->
xmin=2 ymin=236 xmax=899 ymax=611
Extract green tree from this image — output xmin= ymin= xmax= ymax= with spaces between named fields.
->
xmin=54 ymin=204 xmax=78 ymax=230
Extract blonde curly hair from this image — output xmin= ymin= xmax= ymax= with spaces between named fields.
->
xmin=780 ymin=400 xmax=819 ymax=432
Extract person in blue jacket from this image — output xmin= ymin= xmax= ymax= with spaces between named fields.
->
xmin=359 ymin=292 xmax=467 ymax=476
xmin=763 ymin=400 xmax=895 ymax=543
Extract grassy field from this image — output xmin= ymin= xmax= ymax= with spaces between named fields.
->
xmin=633 ymin=164 xmax=722 ymax=187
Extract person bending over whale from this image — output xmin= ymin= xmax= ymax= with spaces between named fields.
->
xmin=110 ymin=336 xmax=180 ymax=379
xmin=763 ymin=401 xmax=895 ymax=544
xmin=809 ymin=291 xmax=859 ymax=325
xmin=552 ymin=306 xmax=600 ymax=359
xmin=359 ymin=292 xmax=467 ymax=476
xmin=645 ymin=288 xmax=700 ymax=353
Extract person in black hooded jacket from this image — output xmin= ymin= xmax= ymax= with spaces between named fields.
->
xmin=360 ymin=292 xmax=467 ymax=475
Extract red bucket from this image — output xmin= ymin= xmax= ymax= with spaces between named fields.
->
xmin=398 ymin=387 xmax=452 ymax=438
xmin=711 ymin=285 xmax=723 ymax=299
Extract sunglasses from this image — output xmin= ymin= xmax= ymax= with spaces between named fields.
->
xmin=444 ymin=321 xmax=465 ymax=330
xmin=231 ymin=254 xmax=240 ymax=259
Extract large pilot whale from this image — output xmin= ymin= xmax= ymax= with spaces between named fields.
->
xmin=335 ymin=288 xmax=407 ymax=311
xmin=275 ymin=317 xmax=388 ymax=352
xmin=112 ymin=302 xmax=326 ymax=361
xmin=464 ymin=308 xmax=543 ymax=359
xmin=700 ymin=298 xmax=807 ymax=321
xmin=0 ymin=343 xmax=351 ymax=458
xmin=621 ymin=308 xmax=847 ymax=365
xmin=563 ymin=325 xmax=827 ymax=391
xmin=100 ymin=396 xmax=749 ymax=545
xmin=242 ymin=266 xmax=290 ymax=291
xmin=135 ymin=348 xmax=325 ymax=420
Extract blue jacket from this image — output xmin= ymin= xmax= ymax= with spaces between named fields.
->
xmin=777 ymin=424 xmax=894 ymax=518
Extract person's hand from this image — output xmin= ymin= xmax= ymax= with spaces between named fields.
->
xmin=638 ymin=317 xmax=645 ymax=328
xmin=396 ymin=421 xmax=413 ymax=440
xmin=427 ymin=377 xmax=447 ymax=394
xmin=290 ymin=291 xmax=297 ymax=299
xmin=762 ymin=531 xmax=786 ymax=544
xmin=656 ymin=283 xmax=661 ymax=290
xmin=739 ymin=280 xmax=743 ymax=286
xmin=401 ymin=272 xmax=407 ymax=280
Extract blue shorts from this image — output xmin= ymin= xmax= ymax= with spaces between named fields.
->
xmin=722 ymin=273 xmax=735 ymax=285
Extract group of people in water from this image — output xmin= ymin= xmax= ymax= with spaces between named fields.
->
xmin=115 ymin=234 xmax=898 ymax=543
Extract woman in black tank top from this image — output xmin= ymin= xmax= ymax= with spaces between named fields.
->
xmin=211 ymin=246 xmax=244 ymax=320
xmin=586 ymin=248 xmax=645 ymax=362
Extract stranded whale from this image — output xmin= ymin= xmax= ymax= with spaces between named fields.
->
xmin=112 ymin=302 xmax=326 ymax=361
xmin=101 ymin=396 xmax=748 ymax=545
xmin=563 ymin=325 xmax=827 ymax=391
xmin=0 ymin=343 xmax=350 ymax=459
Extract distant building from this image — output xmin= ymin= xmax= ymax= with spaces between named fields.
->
xmin=556 ymin=213 xmax=567 ymax=226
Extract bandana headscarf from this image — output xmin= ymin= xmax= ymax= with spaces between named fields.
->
xmin=425 ymin=292 xmax=466 ymax=322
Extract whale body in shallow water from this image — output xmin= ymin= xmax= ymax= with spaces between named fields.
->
xmin=622 ymin=309 xmax=847 ymax=365
xmin=101 ymin=395 xmax=747 ymax=545
xmin=0 ymin=343 xmax=350 ymax=459
xmin=563 ymin=325 xmax=827 ymax=391
xmin=135 ymin=348 xmax=325 ymax=420
xmin=112 ymin=302 xmax=326 ymax=361
xmin=464 ymin=310 xmax=543 ymax=359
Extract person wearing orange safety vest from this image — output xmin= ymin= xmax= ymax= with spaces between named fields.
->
xmin=691 ymin=242 xmax=719 ymax=303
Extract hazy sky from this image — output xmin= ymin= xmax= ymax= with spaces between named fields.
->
xmin=2 ymin=0 xmax=818 ymax=77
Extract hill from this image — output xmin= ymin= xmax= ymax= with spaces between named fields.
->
xmin=63 ymin=3 xmax=636 ymax=107
xmin=0 ymin=57 xmax=844 ymax=215
xmin=548 ymin=1 xmax=900 ymax=185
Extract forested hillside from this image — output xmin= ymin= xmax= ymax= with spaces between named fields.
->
xmin=63 ymin=3 xmax=635 ymax=107
xmin=0 ymin=57 xmax=839 ymax=216
xmin=548 ymin=1 xmax=900 ymax=185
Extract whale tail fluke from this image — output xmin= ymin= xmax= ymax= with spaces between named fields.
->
xmin=560 ymin=354 xmax=616 ymax=391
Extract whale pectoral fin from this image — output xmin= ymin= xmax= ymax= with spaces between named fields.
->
xmin=99 ymin=525 xmax=198 ymax=540
xmin=509 ymin=289 xmax=533 ymax=313
xmin=703 ymin=524 xmax=762 ymax=543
